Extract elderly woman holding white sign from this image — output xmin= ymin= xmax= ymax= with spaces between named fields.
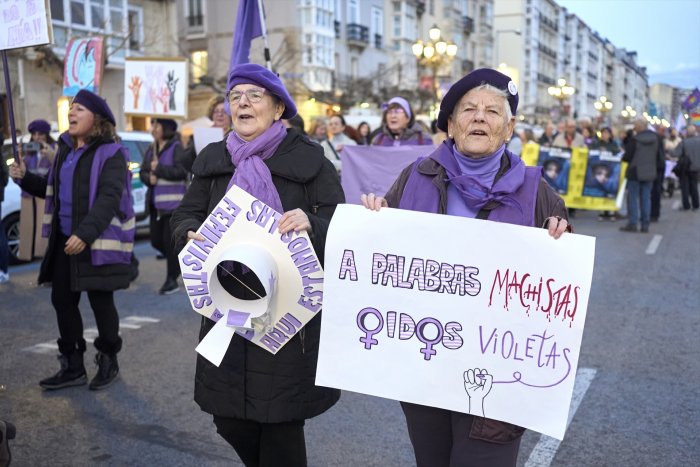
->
xmin=171 ymin=63 xmax=344 ymax=467
xmin=362 ymin=68 xmax=572 ymax=466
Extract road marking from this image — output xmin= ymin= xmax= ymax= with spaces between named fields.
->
xmin=22 ymin=315 xmax=160 ymax=355
xmin=524 ymin=367 xmax=597 ymax=467
xmin=645 ymin=235 xmax=663 ymax=255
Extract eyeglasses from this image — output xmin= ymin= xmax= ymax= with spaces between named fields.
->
xmin=387 ymin=107 xmax=406 ymax=116
xmin=227 ymin=88 xmax=267 ymax=105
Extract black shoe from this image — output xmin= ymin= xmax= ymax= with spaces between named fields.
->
xmin=0 ymin=420 xmax=16 ymax=467
xmin=89 ymin=353 xmax=119 ymax=390
xmin=158 ymin=277 xmax=179 ymax=295
xmin=640 ymin=226 xmax=649 ymax=233
xmin=39 ymin=353 xmax=87 ymax=390
xmin=619 ymin=224 xmax=638 ymax=233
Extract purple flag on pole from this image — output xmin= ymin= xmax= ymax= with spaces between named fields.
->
xmin=231 ymin=0 xmax=263 ymax=68
xmin=340 ymin=145 xmax=435 ymax=205
xmin=681 ymin=88 xmax=700 ymax=111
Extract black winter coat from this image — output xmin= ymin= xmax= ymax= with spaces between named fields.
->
xmin=171 ymin=128 xmax=344 ymax=423
xmin=20 ymin=134 xmax=132 ymax=291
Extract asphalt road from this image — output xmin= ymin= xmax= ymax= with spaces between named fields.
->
xmin=1 ymin=194 xmax=698 ymax=466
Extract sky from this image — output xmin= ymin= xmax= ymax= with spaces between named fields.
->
xmin=557 ymin=0 xmax=700 ymax=89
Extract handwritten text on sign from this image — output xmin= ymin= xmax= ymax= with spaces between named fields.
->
xmin=0 ymin=0 xmax=52 ymax=51
xmin=317 ymin=205 xmax=595 ymax=440
xmin=178 ymin=186 xmax=323 ymax=359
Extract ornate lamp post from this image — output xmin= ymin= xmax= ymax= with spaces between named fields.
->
xmin=594 ymin=95 xmax=613 ymax=124
xmin=547 ymin=78 xmax=576 ymax=118
xmin=620 ymin=105 xmax=637 ymax=121
xmin=412 ymin=24 xmax=458 ymax=106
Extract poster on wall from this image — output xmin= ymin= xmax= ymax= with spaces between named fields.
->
xmin=124 ymin=57 xmax=188 ymax=119
xmin=62 ymin=37 xmax=105 ymax=96
xmin=317 ymin=205 xmax=595 ymax=440
xmin=0 ymin=0 xmax=53 ymax=51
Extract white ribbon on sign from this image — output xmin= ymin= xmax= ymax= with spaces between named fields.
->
xmin=195 ymin=243 xmax=278 ymax=366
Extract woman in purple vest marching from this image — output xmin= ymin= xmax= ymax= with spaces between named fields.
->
xmin=139 ymin=118 xmax=188 ymax=295
xmin=361 ymin=69 xmax=572 ymax=467
xmin=17 ymin=119 xmax=57 ymax=261
xmin=370 ymin=96 xmax=433 ymax=147
xmin=9 ymin=90 xmax=134 ymax=391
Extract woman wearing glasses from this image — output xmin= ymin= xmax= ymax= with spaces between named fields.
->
xmin=370 ymin=96 xmax=433 ymax=146
xmin=170 ymin=63 xmax=344 ymax=467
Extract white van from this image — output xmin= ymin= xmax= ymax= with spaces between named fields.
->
xmin=1 ymin=131 xmax=153 ymax=263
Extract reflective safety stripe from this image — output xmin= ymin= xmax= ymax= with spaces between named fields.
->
xmin=154 ymin=194 xmax=185 ymax=202
xmin=46 ymin=185 xmax=54 ymax=196
xmin=156 ymin=179 xmax=187 ymax=186
xmin=91 ymin=238 xmax=134 ymax=253
xmin=111 ymin=216 xmax=135 ymax=230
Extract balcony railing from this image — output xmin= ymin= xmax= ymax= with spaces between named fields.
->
xmin=346 ymin=23 xmax=369 ymax=46
xmin=537 ymin=43 xmax=557 ymax=60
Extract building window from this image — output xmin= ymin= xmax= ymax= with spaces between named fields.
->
xmin=51 ymin=0 xmax=65 ymax=22
xmin=370 ymin=7 xmax=383 ymax=48
xmin=393 ymin=15 xmax=401 ymax=37
xmin=347 ymin=0 xmax=359 ymax=24
xmin=127 ymin=7 xmax=143 ymax=52
xmin=190 ymin=50 xmax=208 ymax=83
xmin=70 ymin=0 xmax=86 ymax=25
xmin=187 ymin=0 xmax=203 ymax=27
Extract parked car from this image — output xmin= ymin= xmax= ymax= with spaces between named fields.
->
xmin=1 ymin=131 xmax=153 ymax=264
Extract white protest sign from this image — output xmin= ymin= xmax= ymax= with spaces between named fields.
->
xmin=317 ymin=205 xmax=595 ymax=440
xmin=178 ymin=185 xmax=324 ymax=365
xmin=124 ymin=57 xmax=188 ymax=118
xmin=0 ymin=0 xmax=53 ymax=51
xmin=194 ymin=127 xmax=224 ymax=155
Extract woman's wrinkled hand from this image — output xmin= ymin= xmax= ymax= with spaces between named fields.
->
xmin=546 ymin=216 xmax=569 ymax=239
xmin=64 ymin=235 xmax=86 ymax=255
xmin=278 ymin=208 xmax=312 ymax=234
xmin=187 ymin=230 xmax=205 ymax=242
xmin=360 ymin=193 xmax=388 ymax=211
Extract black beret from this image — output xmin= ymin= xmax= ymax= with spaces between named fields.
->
xmin=28 ymin=119 xmax=51 ymax=134
xmin=437 ymin=68 xmax=519 ymax=132
xmin=72 ymin=89 xmax=116 ymax=126
xmin=154 ymin=118 xmax=178 ymax=132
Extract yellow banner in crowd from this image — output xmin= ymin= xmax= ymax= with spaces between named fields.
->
xmin=521 ymin=143 xmax=627 ymax=211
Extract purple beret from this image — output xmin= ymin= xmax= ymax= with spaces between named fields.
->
xmin=72 ymin=89 xmax=116 ymax=126
xmin=28 ymin=119 xmax=51 ymax=134
xmin=226 ymin=63 xmax=297 ymax=119
xmin=154 ymin=118 xmax=178 ymax=132
xmin=437 ymin=68 xmax=519 ymax=132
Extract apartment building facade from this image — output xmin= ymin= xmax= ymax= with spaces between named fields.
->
xmin=494 ymin=0 xmax=648 ymax=124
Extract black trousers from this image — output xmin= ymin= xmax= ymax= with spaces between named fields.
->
xmin=651 ymin=170 xmax=664 ymax=219
xmin=213 ymin=416 xmax=307 ymax=467
xmin=401 ymin=402 xmax=522 ymax=467
xmin=149 ymin=211 xmax=179 ymax=280
xmin=679 ymin=170 xmax=700 ymax=210
xmin=51 ymin=234 xmax=120 ymax=351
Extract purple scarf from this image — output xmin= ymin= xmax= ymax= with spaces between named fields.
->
xmin=226 ymin=120 xmax=287 ymax=213
xmin=432 ymin=140 xmax=526 ymax=215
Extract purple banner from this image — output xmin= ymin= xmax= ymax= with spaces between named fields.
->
xmin=340 ymin=145 xmax=435 ymax=205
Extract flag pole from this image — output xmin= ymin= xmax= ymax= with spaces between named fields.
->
xmin=256 ymin=0 xmax=272 ymax=71
xmin=1 ymin=50 xmax=20 ymax=162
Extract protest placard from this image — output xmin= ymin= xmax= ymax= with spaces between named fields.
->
xmin=340 ymin=145 xmax=434 ymax=204
xmin=124 ymin=58 xmax=188 ymax=118
xmin=177 ymin=186 xmax=324 ymax=366
xmin=317 ymin=205 xmax=595 ymax=439
xmin=0 ymin=0 xmax=52 ymax=51
xmin=522 ymin=143 xmax=627 ymax=211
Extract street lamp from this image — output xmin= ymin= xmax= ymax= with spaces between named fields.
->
xmin=494 ymin=29 xmax=521 ymax=67
xmin=594 ymin=95 xmax=613 ymax=124
xmin=412 ymin=24 xmax=458 ymax=104
xmin=620 ymin=105 xmax=637 ymax=120
xmin=547 ymin=78 xmax=576 ymax=117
